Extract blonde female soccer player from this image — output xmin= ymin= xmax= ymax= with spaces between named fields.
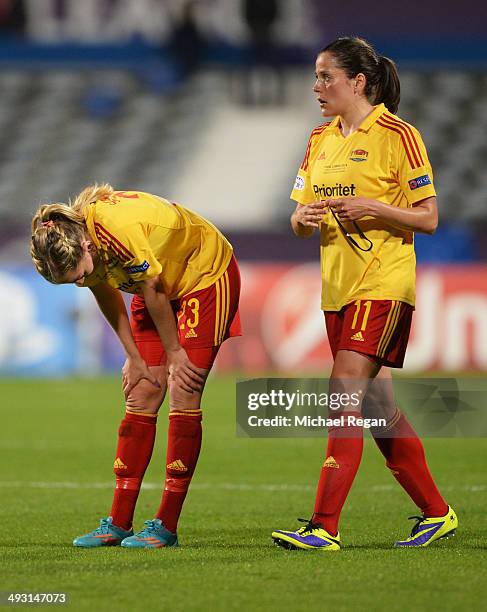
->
xmin=272 ymin=37 xmax=457 ymax=550
xmin=31 ymin=185 xmax=241 ymax=548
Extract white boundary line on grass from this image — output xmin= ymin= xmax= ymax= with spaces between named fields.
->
xmin=0 ymin=481 xmax=484 ymax=492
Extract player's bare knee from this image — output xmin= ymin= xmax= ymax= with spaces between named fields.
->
xmin=124 ymin=365 xmax=167 ymax=415
xmin=168 ymin=390 xmax=202 ymax=412
xmin=331 ymin=364 xmax=371 ymax=381
xmin=363 ymin=385 xmax=397 ymax=422
xmin=168 ymin=378 xmax=204 ymax=412
xmin=332 ymin=350 xmax=381 ymax=381
xmin=125 ymin=379 xmax=167 ymax=415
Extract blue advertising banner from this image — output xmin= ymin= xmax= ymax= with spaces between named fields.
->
xmin=0 ymin=267 xmax=124 ymax=377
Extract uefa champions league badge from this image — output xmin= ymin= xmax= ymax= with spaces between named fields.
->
xmin=408 ymin=174 xmax=431 ymax=190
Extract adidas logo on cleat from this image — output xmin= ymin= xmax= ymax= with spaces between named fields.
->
xmin=113 ymin=457 xmax=127 ymax=469
xmin=185 ymin=328 xmax=198 ymax=339
xmin=167 ymin=459 xmax=188 ymax=472
xmin=350 ymin=331 xmax=365 ymax=342
xmin=323 ymin=456 xmax=340 ymax=469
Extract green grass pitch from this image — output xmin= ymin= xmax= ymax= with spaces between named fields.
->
xmin=0 ymin=376 xmax=486 ymax=611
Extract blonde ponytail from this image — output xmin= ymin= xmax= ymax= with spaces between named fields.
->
xmin=31 ymin=183 xmax=114 ymax=284
xmin=71 ymin=183 xmax=116 ymax=213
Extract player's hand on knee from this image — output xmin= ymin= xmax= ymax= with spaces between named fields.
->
xmin=167 ymin=347 xmax=206 ymax=394
xmin=122 ymin=355 xmax=161 ymax=398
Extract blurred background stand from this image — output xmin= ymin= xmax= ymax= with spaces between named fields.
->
xmin=0 ymin=0 xmax=26 ymax=37
xmin=239 ymin=0 xmax=285 ymax=106
xmin=166 ymin=0 xmax=206 ymax=83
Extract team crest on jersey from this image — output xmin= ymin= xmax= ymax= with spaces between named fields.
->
xmin=409 ymin=174 xmax=431 ymax=190
xmin=124 ymin=260 xmax=150 ymax=274
xmin=317 ymin=151 xmax=326 ymax=160
xmin=350 ymin=149 xmax=368 ymax=162
xmin=294 ymin=175 xmax=305 ymax=191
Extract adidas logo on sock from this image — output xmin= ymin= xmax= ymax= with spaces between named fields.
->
xmin=185 ymin=328 xmax=198 ymax=339
xmin=350 ymin=331 xmax=365 ymax=342
xmin=323 ymin=456 xmax=340 ymax=469
xmin=167 ymin=459 xmax=188 ymax=472
xmin=113 ymin=457 xmax=127 ymax=470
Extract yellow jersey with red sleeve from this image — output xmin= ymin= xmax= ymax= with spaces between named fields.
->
xmin=290 ymin=103 xmax=436 ymax=311
xmin=82 ymin=190 xmax=233 ymax=299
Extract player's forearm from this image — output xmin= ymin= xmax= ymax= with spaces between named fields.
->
xmin=290 ymin=212 xmax=315 ymax=238
xmin=369 ymin=199 xmax=438 ymax=235
xmin=141 ymin=281 xmax=181 ymax=352
xmin=90 ymin=284 xmax=140 ymax=359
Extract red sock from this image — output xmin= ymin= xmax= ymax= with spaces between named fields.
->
xmin=156 ymin=410 xmax=202 ymax=533
xmin=312 ymin=412 xmax=363 ymax=536
xmin=110 ymin=411 xmax=157 ymax=530
xmin=373 ymin=411 xmax=448 ymax=517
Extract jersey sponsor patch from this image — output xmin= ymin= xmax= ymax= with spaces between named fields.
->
xmin=350 ymin=149 xmax=368 ymax=162
xmin=294 ymin=175 xmax=305 ymax=191
xmin=408 ymin=174 xmax=431 ymax=190
xmin=124 ymin=260 xmax=150 ymax=274
xmin=313 ymin=182 xmax=356 ymax=199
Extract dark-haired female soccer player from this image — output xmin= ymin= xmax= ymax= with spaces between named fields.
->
xmin=272 ymin=37 xmax=457 ymax=550
xmin=31 ymin=185 xmax=241 ymax=548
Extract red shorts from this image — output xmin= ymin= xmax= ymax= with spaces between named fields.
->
xmin=324 ymin=299 xmax=413 ymax=368
xmin=130 ymin=255 xmax=242 ymax=370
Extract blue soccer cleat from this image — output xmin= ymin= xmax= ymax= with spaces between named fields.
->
xmin=73 ymin=517 xmax=133 ymax=548
xmin=121 ymin=519 xmax=178 ymax=549
xmin=394 ymin=506 xmax=458 ymax=548
xmin=272 ymin=518 xmax=341 ymax=551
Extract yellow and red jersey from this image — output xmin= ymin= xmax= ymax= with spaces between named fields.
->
xmin=83 ymin=190 xmax=233 ymax=299
xmin=291 ymin=103 xmax=436 ymax=311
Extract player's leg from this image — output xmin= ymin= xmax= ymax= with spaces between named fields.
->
xmin=154 ymin=349 xmax=214 ymax=531
xmin=311 ymin=349 xmax=380 ymax=533
xmin=73 ymin=342 xmax=167 ymax=548
xmin=318 ymin=306 xmax=381 ymax=541
xmin=122 ymin=256 xmax=242 ymax=548
xmin=272 ymin=349 xmax=378 ymax=551
xmin=366 ymin=366 xmax=449 ymax=517
xmin=121 ymin=358 xmax=212 ymax=549
xmin=123 ymin=358 xmax=212 ymax=548
xmin=273 ymin=301 xmax=382 ymax=550
xmin=359 ymin=301 xmax=456 ymax=546
xmin=110 ymin=361 xmax=167 ymax=527
xmin=365 ymin=367 xmax=456 ymax=546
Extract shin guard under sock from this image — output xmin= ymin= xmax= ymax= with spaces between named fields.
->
xmin=312 ymin=412 xmax=364 ymax=535
xmin=156 ymin=410 xmax=202 ymax=533
xmin=110 ymin=411 xmax=157 ymax=530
